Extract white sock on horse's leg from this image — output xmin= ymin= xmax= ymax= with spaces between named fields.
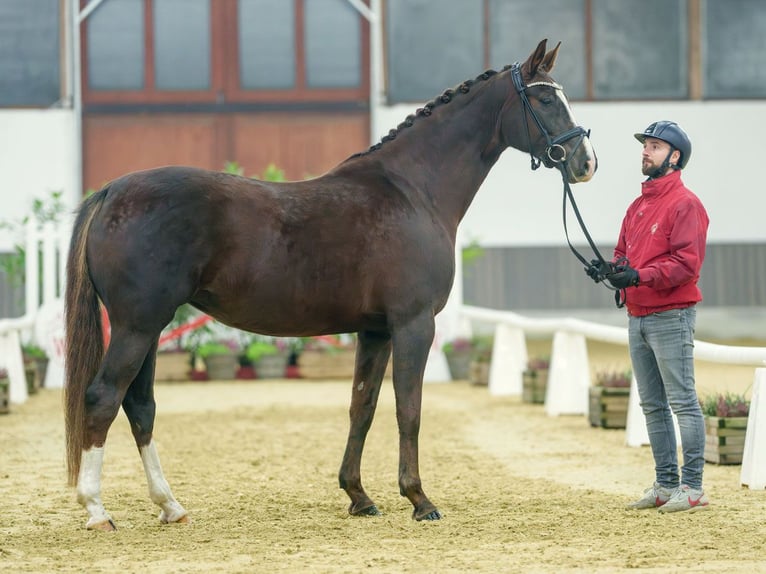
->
xmin=77 ymin=447 xmax=115 ymax=530
xmin=140 ymin=440 xmax=188 ymax=523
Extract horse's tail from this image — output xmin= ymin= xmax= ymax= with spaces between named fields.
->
xmin=64 ymin=187 xmax=109 ymax=486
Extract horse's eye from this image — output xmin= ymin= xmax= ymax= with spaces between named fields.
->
xmin=540 ymin=96 xmax=553 ymax=105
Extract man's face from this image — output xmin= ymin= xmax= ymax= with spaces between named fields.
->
xmin=641 ymin=137 xmax=678 ymax=176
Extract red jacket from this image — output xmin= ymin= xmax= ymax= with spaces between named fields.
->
xmin=614 ymin=169 xmax=709 ymax=317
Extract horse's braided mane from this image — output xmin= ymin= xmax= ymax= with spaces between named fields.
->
xmin=350 ymin=64 xmax=513 ymax=158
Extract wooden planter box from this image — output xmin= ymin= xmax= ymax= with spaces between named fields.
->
xmin=155 ymin=351 xmax=192 ymax=382
xmin=589 ymin=386 xmax=630 ymax=428
xmin=24 ymin=357 xmax=49 ymax=389
xmin=299 ymin=349 xmax=356 ymax=380
xmin=704 ymin=416 xmax=748 ymax=465
xmin=0 ymin=376 xmax=9 ymax=414
xmin=25 ymin=364 xmax=40 ymax=395
xmin=469 ymin=360 xmax=490 ymax=386
xmin=522 ymin=369 xmax=548 ymax=404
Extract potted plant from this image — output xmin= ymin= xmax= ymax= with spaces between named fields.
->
xmin=700 ymin=392 xmax=750 ymax=465
xmin=0 ymin=368 xmax=9 ymax=414
xmin=468 ymin=335 xmax=493 ymax=386
xmin=442 ymin=337 xmax=474 ymax=381
xmin=22 ymin=343 xmax=48 ymax=392
xmin=245 ymin=337 xmax=290 ymax=379
xmin=589 ymin=368 xmax=632 ymax=428
xmin=522 ymin=356 xmax=550 ymax=403
xmin=196 ymin=340 xmax=239 ymax=381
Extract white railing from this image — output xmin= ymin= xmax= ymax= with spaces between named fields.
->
xmin=461 ymin=304 xmax=766 ymax=411
xmin=461 ymin=304 xmax=766 ymax=489
xmin=0 ymin=216 xmax=71 ymax=404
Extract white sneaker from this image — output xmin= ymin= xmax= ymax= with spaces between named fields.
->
xmin=657 ymin=484 xmax=710 ymax=513
xmin=625 ymin=482 xmax=676 ymax=510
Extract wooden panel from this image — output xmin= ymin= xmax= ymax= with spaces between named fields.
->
xmin=83 ymin=114 xmax=223 ymax=190
xmin=83 ymin=111 xmax=369 ymax=191
xmin=230 ymin=112 xmax=369 ymax=179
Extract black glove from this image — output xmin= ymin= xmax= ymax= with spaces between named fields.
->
xmin=607 ymin=266 xmax=640 ymax=289
xmin=584 ymin=259 xmax=614 ymax=283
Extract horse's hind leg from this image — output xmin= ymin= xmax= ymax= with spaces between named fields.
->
xmin=339 ymin=330 xmax=391 ymax=516
xmin=121 ymin=340 xmax=188 ymax=525
xmin=76 ymin=327 xmax=157 ymax=530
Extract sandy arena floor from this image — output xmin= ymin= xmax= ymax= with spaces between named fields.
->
xmin=2 ymin=341 xmax=765 ymax=573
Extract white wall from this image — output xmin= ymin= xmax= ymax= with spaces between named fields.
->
xmin=376 ymin=101 xmax=766 ymax=247
xmin=0 ymin=109 xmax=77 ymax=252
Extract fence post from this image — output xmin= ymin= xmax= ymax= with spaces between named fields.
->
xmin=741 ymin=368 xmax=766 ymax=490
xmin=42 ymin=221 xmax=57 ymax=305
xmin=625 ymin=375 xmax=649 ymax=447
xmin=488 ymin=323 xmax=526 ymax=396
xmin=24 ymin=216 xmax=39 ymax=317
xmin=0 ymin=329 xmax=28 ymax=404
xmin=545 ymin=330 xmax=590 ymax=416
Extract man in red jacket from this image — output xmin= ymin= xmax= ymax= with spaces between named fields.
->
xmin=587 ymin=121 xmax=710 ymax=513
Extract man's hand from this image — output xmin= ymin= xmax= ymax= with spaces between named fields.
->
xmin=585 ymin=259 xmax=614 ymax=283
xmin=607 ymin=266 xmax=640 ymax=289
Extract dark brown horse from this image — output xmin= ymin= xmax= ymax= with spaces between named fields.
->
xmin=64 ymin=39 xmax=596 ymax=531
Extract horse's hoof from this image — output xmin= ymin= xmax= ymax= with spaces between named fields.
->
xmin=413 ymin=508 xmax=442 ymax=521
xmin=349 ymin=503 xmax=381 ymax=517
xmin=159 ymin=510 xmax=190 ymax=524
xmin=87 ymin=518 xmax=117 ymax=532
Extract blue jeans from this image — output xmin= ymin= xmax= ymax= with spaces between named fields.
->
xmin=628 ymin=306 xmax=705 ymax=490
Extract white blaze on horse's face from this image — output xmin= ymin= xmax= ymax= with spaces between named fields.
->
xmin=528 ymin=79 xmax=596 ymax=183
xmin=555 ymin=88 xmax=596 ymax=182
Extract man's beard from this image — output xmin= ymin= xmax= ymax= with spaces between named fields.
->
xmin=642 ymin=159 xmax=663 ymax=177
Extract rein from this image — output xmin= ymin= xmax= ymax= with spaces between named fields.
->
xmin=510 ymin=63 xmax=627 ymax=307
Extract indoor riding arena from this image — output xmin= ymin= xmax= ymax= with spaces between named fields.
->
xmin=3 ymin=1 xmax=766 ymax=573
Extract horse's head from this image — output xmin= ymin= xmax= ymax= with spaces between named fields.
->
xmin=500 ymin=39 xmax=597 ymax=184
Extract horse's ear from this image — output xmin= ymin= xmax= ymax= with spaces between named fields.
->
xmin=540 ymin=41 xmax=561 ymax=73
xmin=524 ymin=39 xmax=548 ymax=77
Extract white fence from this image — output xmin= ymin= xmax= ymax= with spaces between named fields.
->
xmin=0 ymin=217 xmax=70 ymax=404
xmin=460 ymin=304 xmax=766 ymax=489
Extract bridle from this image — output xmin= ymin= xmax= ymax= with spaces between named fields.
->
xmin=510 ymin=62 xmax=628 ymax=307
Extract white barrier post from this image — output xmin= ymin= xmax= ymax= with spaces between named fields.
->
xmin=24 ymin=217 xmax=39 ymax=317
xmin=741 ymin=368 xmax=766 ymax=490
xmin=488 ymin=323 xmax=526 ymax=396
xmin=625 ymin=374 xmax=649 ymax=447
xmin=545 ymin=330 xmax=590 ymax=416
xmin=0 ymin=329 xmax=28 ymax=404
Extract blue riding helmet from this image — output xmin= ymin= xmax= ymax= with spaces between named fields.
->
xmin=634 ymin=121 xmax=692 ymax=169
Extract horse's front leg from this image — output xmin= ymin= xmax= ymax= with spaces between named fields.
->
xmin=122 ymin=343 xmax=188 ymax=525
xmin=391 ymin=312 xmax=442 ymax=521
xmin=339 ymin=330 xmax=391 ymax=516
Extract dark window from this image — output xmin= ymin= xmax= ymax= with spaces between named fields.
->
xmin=83 ymin=0 xmax=369 ymax=106
xmin=305 ymin=0 xmax=361 ymax=88
xmin=154 ymin=0 xmax=211 ymax=91
xmin=488 ymin=0 xmax=586 ymax=100
xmin=238 ymin=0 xmax=296 ymax=90
xmin=703 ymin=0 xmax=766 ymax=98
xmin=0 ymin=0 xmax=61 ymax=107
xmin=87 ymin=0 xmax=145 ymax=90
xmin=592 ymin=0 xmax=687 ymax=99
xmin=386 ymin=0 xmax=483 ymax=103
